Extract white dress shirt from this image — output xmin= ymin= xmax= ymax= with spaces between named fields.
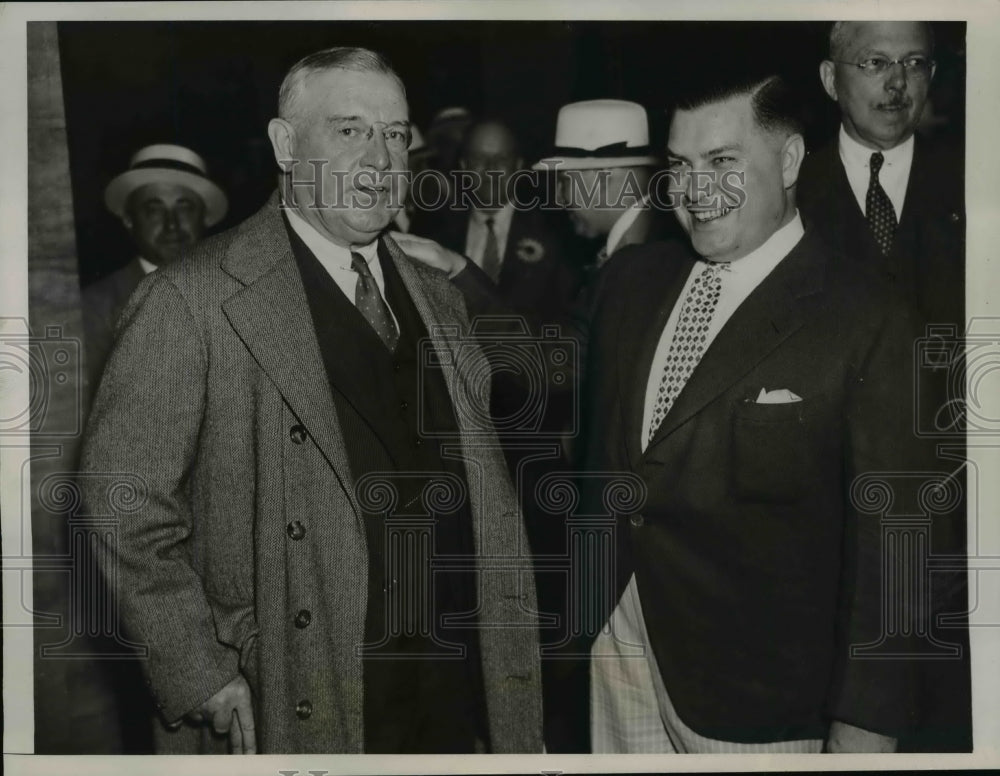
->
xmin=464 ymin=202 xmax=515 ymax=271
xmin=640 ymin=212 xmax=805 ymax=450
xmin=284 ymin=206 xmax=396 ymax=326
xmin=838 ymin=125 xmax=913 ymax=222
xmin=137 ymin=256 xmax=158 ymax=275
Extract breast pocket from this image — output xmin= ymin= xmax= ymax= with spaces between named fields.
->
xmin=730 ymin=398 xmax=816 ymax=503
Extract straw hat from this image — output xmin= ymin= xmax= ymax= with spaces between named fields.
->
xmin=533 ymin=99 xmax=657 ymax=171
xmin=104 ymin=144 xmax=228 ymax=226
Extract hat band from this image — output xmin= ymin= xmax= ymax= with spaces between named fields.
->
xmin=131 ymin=158 xmax=208 ymax=177
xmin=551 ymin=141 xmax=652 ymax=158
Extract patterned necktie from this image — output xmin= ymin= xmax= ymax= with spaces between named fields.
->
xmin=351 ymin=251 xmax=399 ymax=351
xmin=647 ymin=262 xmax=726 ymax=442
xmin=865 ymin=151 xmax=898 ymax=256
xmin=481 ymin=216 xmax=502 ymax=282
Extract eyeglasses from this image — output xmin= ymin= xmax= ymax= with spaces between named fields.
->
xmin=332 ymin=120 xmax=412 ymax=153
xmin=832 ymin=56 xmax=936 ymax=78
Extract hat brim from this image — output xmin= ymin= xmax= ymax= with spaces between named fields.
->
xmin=104 ymin=168 xmax=229 ymax=227
xmin=531 ymin=154 xmax=658 ymax=171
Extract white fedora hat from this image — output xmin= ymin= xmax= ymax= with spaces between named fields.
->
xmin=104 ymin=144 xmax=228 ymax=227
xmin=533 ymin=99 xmax=657 ymax=171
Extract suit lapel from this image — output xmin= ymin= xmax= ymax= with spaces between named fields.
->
xmin=618 ymin=249 xmax=694 ymax=468
xmin=643 ymin=235 xmax=826 ymax=456
xmin=218 ymin=195 xmax=363 ymax=519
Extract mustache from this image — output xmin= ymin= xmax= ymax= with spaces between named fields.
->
xmin=876 ymin=96 xmax=913 ymax=110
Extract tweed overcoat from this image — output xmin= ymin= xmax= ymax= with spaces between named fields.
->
xmin=80 ymin=193 xmax=543 ymax=753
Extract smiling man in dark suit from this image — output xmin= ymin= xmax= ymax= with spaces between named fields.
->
xmin=80 ymin=46 xmax=541 ymax=754
xmin=582 ymin=72 xmax=927 ymax=753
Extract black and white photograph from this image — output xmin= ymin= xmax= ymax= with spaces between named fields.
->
xmin=1 ymin=1 xmax=997 ymax=773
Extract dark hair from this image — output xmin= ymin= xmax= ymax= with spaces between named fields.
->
xmin=278 ymin=46 xmax=405 ymax=124
xmin=671 ymin=73 xmax=804 ymax=138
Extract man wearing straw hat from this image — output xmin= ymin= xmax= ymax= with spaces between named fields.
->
xmin=534 ymin=99 xmax=675 ymax=276
xmin=83 ymin=143 xmax=228 ymax=388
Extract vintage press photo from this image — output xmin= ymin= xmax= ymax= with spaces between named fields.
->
xmin=2 ymin=1 xmax=998 ymax=773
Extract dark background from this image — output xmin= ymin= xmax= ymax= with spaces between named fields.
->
xmin=58 ymin=20 xmax=966 ymax=286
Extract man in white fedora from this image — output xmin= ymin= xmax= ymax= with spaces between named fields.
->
xmin=82 ymin=143 xmax=227 ymax=389
xmin=534 ymin=99 xmax=674 ymax=273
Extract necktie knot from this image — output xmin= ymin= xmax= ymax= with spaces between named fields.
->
xmin=351 ymin=251 xmax=372 ymax=277
xmin=869 ymin=151 xmax=885 ymax=177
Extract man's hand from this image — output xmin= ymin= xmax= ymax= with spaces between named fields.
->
xmin=390 ymin=231 xmax=469 ymax=278
xmin=825 ymin=720 xmax=897 ymax=753
xmin=187 ymin=675 xmax=257 ymax=754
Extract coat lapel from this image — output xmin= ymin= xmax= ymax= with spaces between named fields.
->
xmin=643 ymin=234 xmax=827 ymax=456
xmin=618 ymin=249 xmax=694 ymax=468
xmin=219 ymin=194 xmax=363 ymax=518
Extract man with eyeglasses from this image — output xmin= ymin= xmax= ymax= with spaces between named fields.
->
xmin=798 ymin=22 xmax=970 ymax=753
xmin=798 ymin=21 xmax=964 ymax=330
xmin=80 ymin=45 xmax=542 ymax=754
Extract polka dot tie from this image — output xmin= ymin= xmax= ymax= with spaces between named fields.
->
xmin=647 ymin=262 xmax=726 ymax=442
xmin=351 ymin=251 xmax=399 ymax=352
xmin=865 ymin=151 xmax=897 ymax=256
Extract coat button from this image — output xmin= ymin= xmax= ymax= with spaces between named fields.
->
xmin=399 ymin=400 xmax=409 ymax=411
xmin=289 ymin=424 xmax=308 ymax=444
xmin=294 ymin=609 xmax=312 ymax=629
xmin=286 ymin=521 xmax=306 ymax=540
xmin=295 ymin=699 xmax=312 ymax=720
xmin=630 ymin=514 xmax=644 ymax=527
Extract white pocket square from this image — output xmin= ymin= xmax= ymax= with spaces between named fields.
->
xmin=756 ymin=387 xmax=803 ymax=404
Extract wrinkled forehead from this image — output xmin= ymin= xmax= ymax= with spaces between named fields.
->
xmin=840 ymin=21 xmax=933 ymax=58
xmin=299 ymin=67 xmax=408 ymax=122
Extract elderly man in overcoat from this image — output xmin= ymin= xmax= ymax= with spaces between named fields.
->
xmin=80 ymin=46 xmax=542 ymax=754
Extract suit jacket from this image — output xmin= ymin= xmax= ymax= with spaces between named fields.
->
xmin=797 ymin=136 xmax=964 ymax=329
xmin=428 ymin=206 xmax=583 ymax=323
xmin=580 ymin=233 xmax=928 ymax=743
xmin=79 ymin=192 xmax=543 ymax=753
xmin=798 ymin=136 xmax=971 ymax=752
xmin=81 ymin=258 xmax=147 ymax=391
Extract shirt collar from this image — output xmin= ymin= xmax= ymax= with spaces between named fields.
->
xmin=471 ymin=201 xmax=515 ymax=230
xmin=838 ymin=124 xmax=915 ymax=171
xmin=606 ymin=194 xmax=651 ymax=258
xmin=137 ymin=256 xmax=158 ymax=275
xmin=712 ymin=211 xmax=804 ymax=276
xmin=284 ymin=205 xmax=379 ymax=269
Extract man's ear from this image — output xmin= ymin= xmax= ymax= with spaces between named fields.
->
xmin=267 ymin=118 xmax=296 ymax=173
xmin=819 ymin=60 xmax=838 ymax=102
xmin=782 ymin=132 xmax=806 ymax=189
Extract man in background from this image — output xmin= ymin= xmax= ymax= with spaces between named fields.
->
xmin=82 ymin=143 xmax=227 ymax=389
xmin=798 ymin=21 xmax=969 ymax=752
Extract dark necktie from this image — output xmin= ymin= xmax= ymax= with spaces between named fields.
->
xmin=481 ymin=216 xmax=502 ymax=282
xmin=865 ymin=151 xmax=897 ymax=256
xmin=351 ymin=251 xmax=399 ymax=351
